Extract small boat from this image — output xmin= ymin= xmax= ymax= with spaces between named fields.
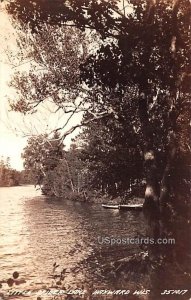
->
xmin=119 ymin=204 xmax=143 ymax=210
xmin=102 ymin=203 xmax=143 ymax=210
xmin=102 ymin=204 xmax=120 ymax=209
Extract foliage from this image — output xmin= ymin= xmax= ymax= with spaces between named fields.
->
xmin=77 ymin=94 xmax=144 ymax=197
xmin=22 ymin=133 xmax=63 ymax=194
xmin=21 ymin=133 xmax=88 ymax=197
xmin=6 ymin=0 xmax=191 ymax=200
xmin=0 ymin=157 xmax=20 ymax=187
xmin=7 ymin=22 xmax=97 ymax=118
xmin=6 ymin=13 xmax=147 ymax=198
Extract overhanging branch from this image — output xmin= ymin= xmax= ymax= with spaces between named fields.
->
xmin=57 ymin=110 xmax=110 ymax=142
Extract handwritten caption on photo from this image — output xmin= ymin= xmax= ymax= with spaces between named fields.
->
xmin=5 ymin=288 xmax=188 ymax=298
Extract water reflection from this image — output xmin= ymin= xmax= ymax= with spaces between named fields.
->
xmin=0 ymin=186 xmax=146 ymax=290
xmin=0 ymin=186 xmax=40 ymax=274
xmin=1 ymin=186 xmax=190 ymax=299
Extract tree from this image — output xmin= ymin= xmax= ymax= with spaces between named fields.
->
xmin=7 ymin=24 xmax=88 ymax=113
xmin=19 ymin=169 xmax=34 ymax=185
xmin=6 ymin=20 xmax=112 ymax=139
xmin=6 ymin=0 xmax=190 ymax=210
xmin=22 ymin=133 xmax=86 ymax=196
xmin=22 ymin=133 xmax=64 ymax=194
xmin=6 ymin=0 xmax=191 ymax=292
xmin=0 ymin=156 xmax=20 ymax=187
xmin=78 ymin=93 xmax=144 ymax=197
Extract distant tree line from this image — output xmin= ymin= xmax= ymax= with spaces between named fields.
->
xmin=0 ymin=156 xmax=32 ymax=187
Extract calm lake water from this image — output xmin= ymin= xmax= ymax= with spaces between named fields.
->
xmin=0 ymin=186 xmax=146 ymax=296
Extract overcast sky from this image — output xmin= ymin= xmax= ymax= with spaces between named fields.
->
xmin=0 ymin=10 xmax=24 ymax=170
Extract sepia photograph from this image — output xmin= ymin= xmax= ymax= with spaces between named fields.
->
xmin=0 ymin=1 xmax=190 ymax=299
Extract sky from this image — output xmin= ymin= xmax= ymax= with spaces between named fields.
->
xmin=0 ymin=10 xmax=25 ymax=170
xmin=0 ymin=8 xmax=82 ymax=170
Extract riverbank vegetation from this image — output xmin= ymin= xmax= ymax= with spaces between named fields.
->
xmin=4 ymin=0 xmax=191 ymax=297
xmin=21 ymin=130 xmax=145 ymax=202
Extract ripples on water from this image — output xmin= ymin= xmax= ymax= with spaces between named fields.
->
xmin=0 ymin=186 xmax=146 ymax=292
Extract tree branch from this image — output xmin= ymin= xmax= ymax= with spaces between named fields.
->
xmin=58 ymin=111 xmax=110 ymax=142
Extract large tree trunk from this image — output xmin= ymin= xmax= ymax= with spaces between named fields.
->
xmin=138 ymin=92 xmax=191 ymax=296
xmin=138 ymin=96 xmax=160 ymax=212
xmin=137 ymin=95 xmax=162 ymax=264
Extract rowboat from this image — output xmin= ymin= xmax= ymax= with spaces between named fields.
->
xmin=119 ymin=204 xmax=143 ymax=210
xmin=102 ymin=204 xmax=120 ymax=209
xmin=102 ymin=203 xmax=143 ymax=210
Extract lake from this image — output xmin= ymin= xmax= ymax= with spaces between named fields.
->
xmin=0 ymin=185 xmax=146 ymax=298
